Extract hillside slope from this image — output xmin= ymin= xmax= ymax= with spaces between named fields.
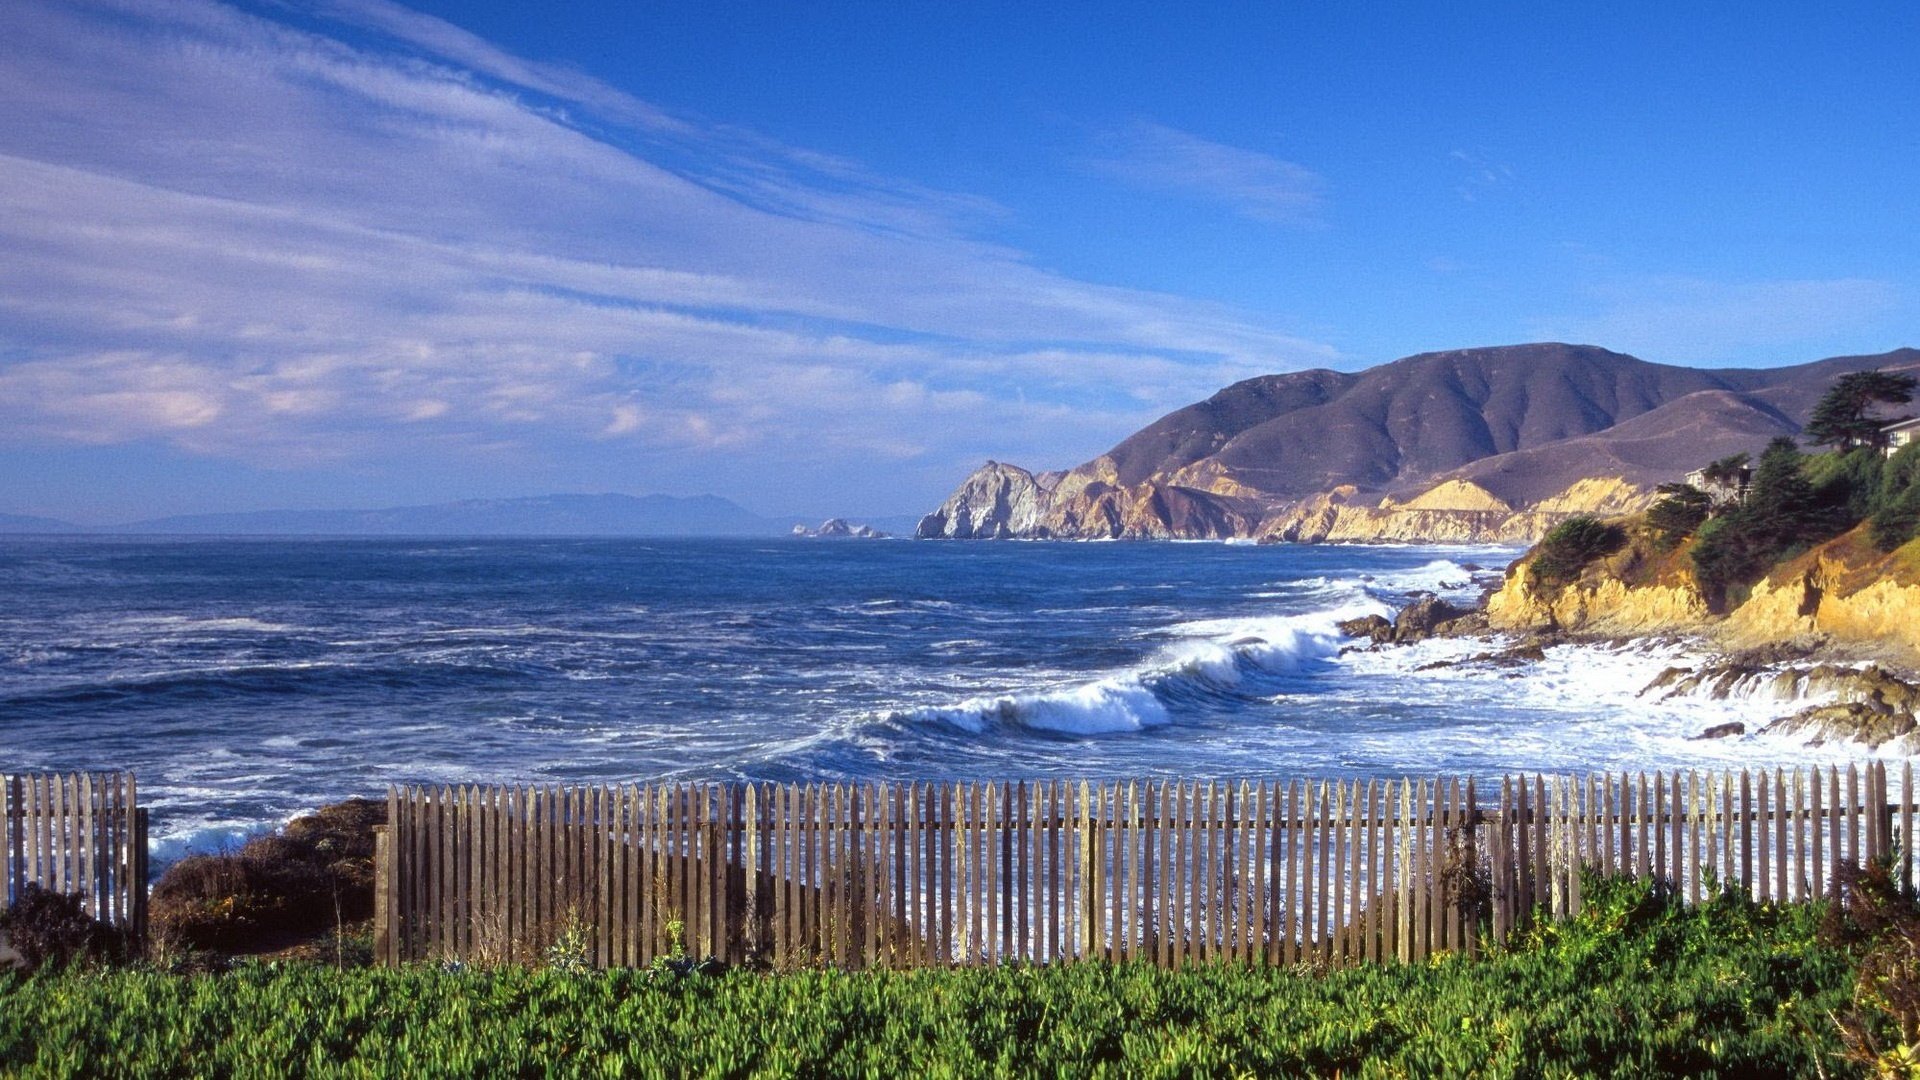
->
xmin=920 ymin=344 xmax=1920 ymax=542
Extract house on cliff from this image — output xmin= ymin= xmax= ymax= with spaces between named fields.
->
xmin=1684 ymin=464 xmax=1752 ymax=506
xmin=1885 ymin=417 xmax=1920 ymax=456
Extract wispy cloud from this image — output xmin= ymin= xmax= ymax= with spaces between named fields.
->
xmin=1533 ymin=276 xmax=1900 ymax=363
xmin=1448 ymin=149 xmax=1512 ymax=202
xmin=1090 ymin=121 xmax=1326 ymax=226
xmin=0 ymin=0 xmax=1337 ymax=510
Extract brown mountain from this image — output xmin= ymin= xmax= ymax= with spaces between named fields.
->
xmin=917 ymin=343 xmax=1920 ymax=542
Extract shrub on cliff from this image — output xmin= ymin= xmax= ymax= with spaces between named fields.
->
xmin=1808 ymin=446 xmax=1887 ymax=524
xmin=151 ymin=798 xmax=384 ymax=954
xmin=1644 ymin=482 xmax=1711 ymax=547
xmin=1530 ymin=515 xmax=1626 ymax=588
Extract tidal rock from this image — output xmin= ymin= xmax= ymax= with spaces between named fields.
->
xmin=1434 ymin=610 xmax=1490 ymax=637
xmin=795 ymin=518 xmax=887 ymax=539
xmin=1391 ymin=594 xmax=1470 ymax=644
xmin=1690 ymin=721 xmax=1746 ymax=741
xmin=1336 ymin=614 xmax=1393 ymax=643
xmin=1762 ymin=702 xmax=1917 ymax=751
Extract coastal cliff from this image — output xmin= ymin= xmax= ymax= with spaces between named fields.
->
xmin=918 ymin=343 xmax=1920 ymax=543
xmin=918 ymin=464 xmax=1654 ymax=544
xmin=1487 ymin=519 xmax=1920 ymax=663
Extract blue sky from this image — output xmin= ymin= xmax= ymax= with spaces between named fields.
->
xmin=1 ymin=0 xmax=1916 ymax=523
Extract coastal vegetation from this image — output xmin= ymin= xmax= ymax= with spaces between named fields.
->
xmin=1490 ymin=370 xmax=1920 ymax=664
xmin=0 ymin=876 xmax=1902 ymax=1078
xmin=1528 ymin=515 xmax=1628 ymax=589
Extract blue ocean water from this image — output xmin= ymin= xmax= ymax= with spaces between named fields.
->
xmin=0 ymin=537 xmax=1842 ymax=861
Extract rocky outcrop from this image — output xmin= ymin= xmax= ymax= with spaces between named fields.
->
xmin=1389 ymin=594 xmax=1472 ymax=643
xmin=1336 ymin=614 xmax=1393 ymax=644
xmin=916 ymin=462 xmax=1056 ymax=539
xmin=916 ymin=461 xmax=1265 ymax=540
xmin=1485 ymin=558 xmax=1714 ymax=635
xmin=1718 ymin=548 xmax=1920 ymax=659
xmin=1486 ymin=519 xmax=1920 ymax=748
xmin=795 ymin=519 xmax=888 ymax=539
xmin=1763 ymin=704 xmax=1918 ymax=751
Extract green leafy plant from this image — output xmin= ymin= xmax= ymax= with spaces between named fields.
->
xmin=543 ymin=909 xmax=594 ymax=974
xmin=1645 ymin=482 xmax=1712 ymax=546
xmin=0 ymin=878 xmax=1858 ymax=1078
xmin=1530 ymin=515 xmax=1627 ymax=589
xmin=1823 ymin=858 xmax=1920 ymax=1077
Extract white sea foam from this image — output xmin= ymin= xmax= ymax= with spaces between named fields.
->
xmin=895 ymin=602 xmax=1385 ymax=736
xmin=118 ymin=615 xmax=299 ymax=634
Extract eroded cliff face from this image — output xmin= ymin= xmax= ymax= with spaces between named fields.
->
xmin=917 ymin=462 xmax=1654 ymax=544
xmin=915 ymin=461 xmax=1055 ymax=539
xmin=1486 ymin=525 xmax=1920 ymax=663
xmin=1718 ymin=540 xmax=1920 ymax=661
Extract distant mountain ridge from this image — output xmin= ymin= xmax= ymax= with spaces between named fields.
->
xmin=114 ymin=493 xmax=782 ymax=536
xmin=0 ymin=512 xmax=81 ymax=533
xmin=0 ymin=493 xmax=790 ymax=537
xmin=918 ymin=343 xmax=1920 ymax=542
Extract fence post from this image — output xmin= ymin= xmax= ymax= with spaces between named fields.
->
xmin=132 ymin=805 xmax=148 ymax=952
xmin=374 ymin=824 xmax=394 ymax=966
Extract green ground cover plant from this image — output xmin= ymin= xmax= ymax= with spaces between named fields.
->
xmin=0 ymin=878 xmax=1867 ymax=1078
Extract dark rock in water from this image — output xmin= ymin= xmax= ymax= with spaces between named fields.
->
xmin=1691 ymin=721 xmax=1746 ymax=740
xmin=1416 ymin=641 xmax=1549 ymax=672
xmin=1763 ymin=700 xmax=1918 ymax=751
xmin=1435 ymin=611 xmax=1490 ymax=637
xmin=1336 ymin=614 xmax=1393 ymax=643
xmin=1650 ymin=655 xmax=1920 ymax=750
xmin=1391 ymin=593 xmax=1469 ymax=644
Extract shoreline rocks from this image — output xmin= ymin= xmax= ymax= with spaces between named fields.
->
xmin=1368 ymin=585 xmax=1920 ymax=752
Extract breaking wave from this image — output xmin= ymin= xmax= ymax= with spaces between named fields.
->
xmin=891 ymin=602 xmax=1387 ymax=735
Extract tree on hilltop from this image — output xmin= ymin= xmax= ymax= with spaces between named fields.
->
xmin=1804 ymin=370 xmax=1918 ymax=450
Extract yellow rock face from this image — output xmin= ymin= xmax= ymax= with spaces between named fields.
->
xmin=1260 ymin=476 xmax=1649 ymax=546
xmin=1493 ymin=530 xmax=1920 ymax=662
xmin=1485 ymin=559 xmax=1712 ymax=633
xmin=1721 ymin=554 xmax=1920 ymax=661
xmin=1389 ymin=479 xmax=1513 ymax=513
xmin=1531 ymin=476 xmax=1651 ymax=516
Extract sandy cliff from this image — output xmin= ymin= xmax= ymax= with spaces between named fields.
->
xmin=1486 ymin=524 xmax=1920 ymax=663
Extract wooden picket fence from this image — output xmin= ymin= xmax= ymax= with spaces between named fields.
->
xmin=2 ymin=773 xmax=149 ymax=940
xmin=374 ymin=763 xmax=1913 ymax=969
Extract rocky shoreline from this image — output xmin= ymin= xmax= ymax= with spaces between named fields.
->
xmin=1352 ymin=584 xmax=1920 ymax=755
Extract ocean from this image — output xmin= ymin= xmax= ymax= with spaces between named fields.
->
xmin=0 ymin=536 xmax=1862 ymax=864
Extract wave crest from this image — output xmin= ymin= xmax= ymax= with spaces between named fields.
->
xmin=891 ymin=604 xmax=1382 ymax=736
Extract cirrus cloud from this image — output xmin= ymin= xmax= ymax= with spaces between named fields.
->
xmin=0 ymin=0 xmax=1337 ymax=515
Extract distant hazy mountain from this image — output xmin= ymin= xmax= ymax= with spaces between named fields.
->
xmin=111 ymin=493 xmax=785 ymax=537
xmin=0 ymin=512 xmax=82 ymax=533
xmin=919 ymin=343 xmax=1920 ymax=541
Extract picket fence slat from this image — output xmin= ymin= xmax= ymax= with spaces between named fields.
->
xmin=0 ymin=773 xmax=146 ymax=946
xmin=371 ymin=768 xmax=1920 ymax=970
